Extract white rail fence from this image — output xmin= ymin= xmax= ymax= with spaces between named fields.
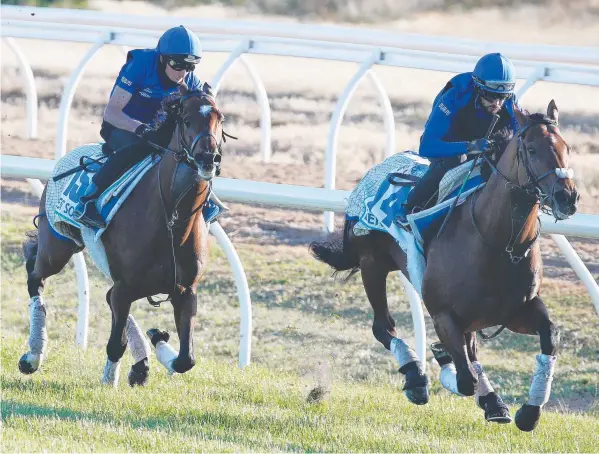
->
xmin=2 ymin=155 xmax=599 ymax=371
xmin=3 ymin=6 xmax=599 ymax=232
xmin=1 ymin=7 xmax=598 ymax=369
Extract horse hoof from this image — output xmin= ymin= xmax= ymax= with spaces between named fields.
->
xmin=128 ymin=368 xmax=149 ymax=387
xmin=478 ymin=393 xmax=512 ymax=424
xmin=405 ymin=386 xmax=429 ymax=405
xmin=146 ymin=328 xmax=170 ymax=347
xmin=128 ymin=358 xmax=149 ymax=387
xmin=401 ymin=362 xmax=430 ymax=405
xmin=18 ymin=354 xmax=37 ymax=375
xmin=172 ymin=357 xmax=195 ymax=374
xmin=515 ymin=404 xmax=541 ymax=432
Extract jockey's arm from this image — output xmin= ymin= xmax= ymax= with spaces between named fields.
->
xmin=419 ymin=89 xmax=470 ymax=159
xmin=103 ymin=86 xmax=145 ymax=134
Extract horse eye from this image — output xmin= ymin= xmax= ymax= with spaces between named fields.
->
xmin=527 ymin=147 xmax=536 ymax=155
xmin=184 ymin=120 xmax=191 ymax=128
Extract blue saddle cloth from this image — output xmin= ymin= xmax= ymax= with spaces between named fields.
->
xmin=347 ymin=151 xmax=485 ymax=250
xmin=54 ymin=148 xmax=223 ymax=241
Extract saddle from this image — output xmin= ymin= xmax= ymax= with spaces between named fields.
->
xmin=47 ymin=143 xmax=228 ymax=244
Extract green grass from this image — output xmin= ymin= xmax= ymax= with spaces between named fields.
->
xmin=2 ymin=206 xmax=599 ymax=451
xmin=2 ymin=338 xmax=599 ymax=453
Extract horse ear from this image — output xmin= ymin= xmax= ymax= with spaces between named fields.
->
xmin=179 ymin=84 xmax=189 ymax=96
xmin=514 ymin=107 xmax=528 ymax=128
xmin=547 ymin=99 xmax=559 ymax=124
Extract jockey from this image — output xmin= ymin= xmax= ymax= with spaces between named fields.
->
xmin=400 ymin=53 xmax=521 ymax=222
xmin=74 ymin=25 xmax=203 ymax=228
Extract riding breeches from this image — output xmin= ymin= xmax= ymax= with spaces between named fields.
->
xmin=93 ymin=127 xmax=152 ymax=191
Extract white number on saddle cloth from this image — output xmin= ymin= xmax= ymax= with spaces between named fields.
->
xmin=55 ymin=170 xmax=92 ymax=227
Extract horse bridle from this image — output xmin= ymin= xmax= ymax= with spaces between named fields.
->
xmin=472 ymin=116 xmax=573 ymax=264
xmin=149 ymin=92 xmax=236 ymax=175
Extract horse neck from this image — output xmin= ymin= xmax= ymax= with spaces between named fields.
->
xmin=159 ymin=125 xmax=210 ymax=235
xmin=474 ymin=138 xmax=540 ymax=248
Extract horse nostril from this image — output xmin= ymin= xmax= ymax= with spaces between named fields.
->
xmin=214 ymin=154 xmax=221 ymax=165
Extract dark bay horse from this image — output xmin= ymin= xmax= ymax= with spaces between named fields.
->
xmin=311 ymin=101 xmax=579 ymax=431
xmin=20 ymin=85 xmax=227 ymax=386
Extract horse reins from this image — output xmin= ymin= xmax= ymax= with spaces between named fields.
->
xmin=148 ymin=92 xmax=233 ymax=304
xmin=471 ymin=116 xmax=570 ymax=264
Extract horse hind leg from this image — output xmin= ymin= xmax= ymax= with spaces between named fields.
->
xmin=507 ymin=296 xmax=559 ymax=432
xmin=19 ymin=213 xmax=79 ymax=374
xmin=360 ymin=249 xmax=429 ymax=405
xmin=465 ymin=332 xmax=512 ymax=424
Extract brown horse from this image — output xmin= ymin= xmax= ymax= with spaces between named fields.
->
xmin=19 ymin=85 xmax=226 ymax=386
xmin=311 ymin=101 xmax=579 ymax=431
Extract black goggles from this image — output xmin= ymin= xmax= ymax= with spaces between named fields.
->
xmin=479 ymin=89 xmax=511 ymax=102
xmin=166 ymin=58 xmax=198 ymax=72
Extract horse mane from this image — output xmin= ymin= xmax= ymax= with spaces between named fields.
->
xmin=150 ymin=89 xmax=220 ymax=130
xmin=480 ymin=123 xmax=515 ymax=181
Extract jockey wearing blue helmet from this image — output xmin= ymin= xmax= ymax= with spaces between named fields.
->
xmin=75 ymin=26 xmax=205 ymax=228
xmin=400 ymin=52 xmax=521 ymax=220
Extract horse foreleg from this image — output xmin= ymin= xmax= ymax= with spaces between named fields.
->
xmin=361 ymin=253 xmax=428 ymax=405
xmin=102 ymin=282 xmax=134 ymax=388
xmin=507 ymin=296 xmax=559 ymax=432
xmin=433 ymin=311 xmax=477 ymax=396
xmin=169 ymin=287 xmax=197 ymax=374
xmin=19 ymin=213 xmax=78 ymax=374
xmin=466 ymin=332 xmax=511 ymax=424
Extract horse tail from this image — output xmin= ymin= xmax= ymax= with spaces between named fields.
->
xmin=23 ymin=230 xmax=39 ymax=275
xmin=310 ymin=219 xmax=360 ymax=282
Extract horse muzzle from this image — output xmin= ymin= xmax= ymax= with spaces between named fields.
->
xmin=552 ymin=188 xmax=579 ymax=220
xmin=195 ymin=152 xmax=221 ymax=180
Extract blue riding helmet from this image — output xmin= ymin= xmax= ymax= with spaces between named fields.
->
xmin=156 ymin=25 xmax=202 ymax=62
xmin=472 ymin=53 xmax=516 ymax=94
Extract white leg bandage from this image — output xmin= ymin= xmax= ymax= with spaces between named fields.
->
xmin=24 ymin=296 xmax=48 ymax=370
xmin=527 ymin=354 xmax=556 ymax=407
xmin=126 ymin=315 xmax=151 ymax=364
xmin=439 ymin=363 xmax=465 ymax=396
xmin=391 ymin=338 xmax=421 ymax=370
xmin=472 ymin=361 xmax=495 ymax=406
xmin=155 ymin=341 xmax=178 ymax=375
xmin=101 ymin=359 xmax=121 ymax=387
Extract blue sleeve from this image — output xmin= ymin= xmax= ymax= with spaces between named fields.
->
xmin=419 ymin=88 xmax=470 ymax=159
xmin=186 ymin=72 xmax=202 ymax=91
xmin=507 ymin=95 xmax=522 ymax=135
xmin=115 ymin=53 xmax=144 ymax=94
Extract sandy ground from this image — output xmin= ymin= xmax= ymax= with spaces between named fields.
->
xmin=1 ymin=2 xmax=598 ymax=278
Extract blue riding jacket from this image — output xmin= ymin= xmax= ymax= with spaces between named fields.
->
xmin=111 ymin=49 xmax=202 ymax=124
xmin=419 ymin=72 xmax=521 ymax=159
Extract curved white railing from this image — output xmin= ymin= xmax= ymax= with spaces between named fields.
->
xmin=3 ymin=37 xmax=37 ymax=139
xmin=3 ymin=15 xmax=599 ymax=231
xmin=1 ymin=9 xmax=598 ymax=368
xmin=3 ymin=155 xmax=599 ymax=371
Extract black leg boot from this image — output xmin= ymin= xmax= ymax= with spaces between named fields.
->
xmin=398 ymin=162 xmax=448 ymax=225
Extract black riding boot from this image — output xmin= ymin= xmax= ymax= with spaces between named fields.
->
xmin=403 ymin=162 xmax=448 ymax=213
xmin=74 ymin=181 xmax=107 ymax=229
xmin=74 ymin=143 xmax=151 ymax=228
